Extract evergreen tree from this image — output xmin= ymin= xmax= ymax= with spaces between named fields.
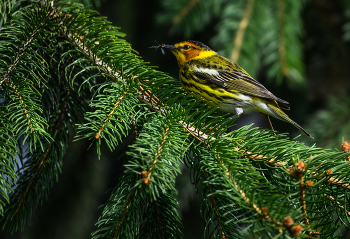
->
xmin=1 ymin=0 xmax=350 ymax=238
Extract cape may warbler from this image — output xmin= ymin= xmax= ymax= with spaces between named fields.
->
xmin=152 ymin=40 xmax=312 ymax=138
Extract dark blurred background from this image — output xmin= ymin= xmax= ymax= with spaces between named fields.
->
xmin=2 ymin=0 xmax=350 ymax=238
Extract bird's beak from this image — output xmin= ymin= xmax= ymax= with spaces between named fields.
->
xmin=150 ymin=44 xmax=178 ymax=52
xmin=160 ymin=45 xmax=178 ymax=51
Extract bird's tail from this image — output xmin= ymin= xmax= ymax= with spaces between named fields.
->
xmin=267 ymin=104 xmax=313 ymax=139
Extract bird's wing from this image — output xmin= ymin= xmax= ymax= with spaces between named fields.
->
xmin=193 ymin=68 xmax=290 ymax=108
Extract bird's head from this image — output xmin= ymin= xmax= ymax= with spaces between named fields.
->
xmin=151 ymin=40 xmax=217 ymax=67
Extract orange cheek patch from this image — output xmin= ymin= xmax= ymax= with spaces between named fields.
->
xmin=184 ymin=49 xmax=200 ymax=61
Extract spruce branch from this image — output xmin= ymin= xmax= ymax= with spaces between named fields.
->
xmin=294 ymin=161 xmax=310 ymax=234
xmin=113 ymin=186 xmax=137 ymax=239
xmin=1 ymin=83 xmax=72 ymax=232
xmin=203 ymin=169 xmax=227 ymax=239
xmin=94 ymin=90 xmax=127 ymax=140
xmin=14 ymin=141 xmax=54 ymax=216
xmin=0 ymin=19 xmax=41 ymax=86
xmin=92 ymin=174 xmax=143 ymax=239
xmin=219 ymin=151 xmax=308 ymax=237
xmin=0 ymin=107 xmax=17 ymax=214
xmin=54 ymin=8 xmax=164 ymax=114
xmin=144 ymin=126 xmax=170 ymax=185
xmin=6 ymin=81 xmax=35 ymax=133
xmin=13 ymin=88 xmax=70 ymax=216
xmin=326 ymin=194 xmax=350 ymax=217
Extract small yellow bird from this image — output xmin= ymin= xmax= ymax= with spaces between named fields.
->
xmin=151 ymin=40 xmax=313 ymax=138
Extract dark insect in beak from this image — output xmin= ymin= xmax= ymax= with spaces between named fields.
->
xmin=150 ymin=40 xmax=177 ymax=54
xmin=150 ymin=45 xmax=166 ymax=55
xmin=150 ymin=40 xmax=165 ymax=54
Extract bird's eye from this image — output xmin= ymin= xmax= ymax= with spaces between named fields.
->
xmin=183 ymin=45 xmax=191 ymax=50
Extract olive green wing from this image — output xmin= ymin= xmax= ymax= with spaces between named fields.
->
xmin=193 ymin=68 xmax=290 ymax=109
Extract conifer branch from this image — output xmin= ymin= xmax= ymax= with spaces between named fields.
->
xmin=190 ymin=148 xmax=228 ymax=237
xmin=278 ymin=0 xmax=289 ymax=76
xmin=144 ymin=126 xmax=170 ymax=185
xmin=203 ymin=170 xmax=226 ymax=239
xmin=0 ymin=24 xmax=40 ymax=86
xmin=14 ymin=89 xmax=70 ymax=215
xmin=179 ymin=120 xmax=208 ymax=143
xmin=299 ymin=176 xmax=309 ymax=227
xmin=6 ymin=81 xmax=35 ymax=133
xmin=15 ymin=141 xmax=53 ymax=215
xmin=153 ymin=201 xmax=165 ymax=238
xmin=172 ymin=0 xmax=200 ymax=25
xmin=95 ymin=92 xmax=126 ymax=139
xmin=57 ymin=26 xmax=124 ymax=84
xmin=324 ymin=175 xmax=350 ymax=190
xmin=222 ymin=163 xmax=284 ymax=228
xmin=286 ymin=160 xmax=311 ymax=235
xmin=56 ymin=12 xmax=163 ymax=116
xmin=113 ymin=187 xmax=137 ymax=239
xmin=326 ymin=194 xmax=350 ymax=217
xmin=230 ymin=0 xmax=255 ymax=62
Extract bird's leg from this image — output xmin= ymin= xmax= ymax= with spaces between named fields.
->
xmin=264 ymin=114 xmax=276 ymax=135
xmin=230 ymin=107 xmax=243 ymax=119
xmin=211 ymin=107 xmax=243 ymax=136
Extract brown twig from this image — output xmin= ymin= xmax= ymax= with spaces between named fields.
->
xmin=230 ymin=0 xmax=255 ymax=62
xmin=0 ymin=23 xmax=41 ymax=86
xmin=143 ymin=127 xmax=170 ymax=185
xmin=324 ymin=176 xmax=350 ymax=190
xmin=299 ymin=176 xmax=310 ymax=227
xmin=95 ymin=92 xmax=126 ymax=139
xmin=14 ymin=89 xmax=70 ymax=215
xmin=203 ymin=169 xmax=227 ymax=239
xmin=172 ymin=0 xmax=200 ymax=25
xmin=223 ymin=164 xmax=283 ymax=227
xmin=325 ymin=194 xmax=350 ymax=217
xmin=153 ymin=201 xmax=165 ymax=238
xmin=14 ymin=141 xmax=53 ymax=215
xmin=277 ymin=0 xmax=289 ymax=76
xmin=113 ymin=187 xmax=137 ymax=239
xmin=6 ymin=81 xmax=35 ymax=133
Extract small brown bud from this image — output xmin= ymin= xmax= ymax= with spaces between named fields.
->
xmin=262 ymin=207 xmax=268 ymax=215
xmin=278 ymin=229 xmax=283 ymax=234
xmin=305 ymin=180 xmax=314 ymax=188
xmin=141 ymin=171 xmax=147 ymax=178
xmin=341 ymin=141 xmax=350 ymax=153
xmin=287 ymin=167 xmax=296 ymax=176
xmin=290 ymin=225 xmax=303 ymax=237
xmin=283 ymin=216 xmax=294 ymax=227
xmin=342 ymin=142 xmax=350 ymax=161
xmin=94 ymin=133 xmax=100 ymax=139
xmin=295 ymin=161 xmax=305 ymax=173
xmin=143 ymin=178 xmax=150 ymax=185
xmin=326 ymin=169 xmax=332 ymax=175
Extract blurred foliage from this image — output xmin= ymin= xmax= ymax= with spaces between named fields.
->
xmin=157 ymin=0 xmax=306 ymax=87
xmin=302 ymin=93 xmax=350 ymax=149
